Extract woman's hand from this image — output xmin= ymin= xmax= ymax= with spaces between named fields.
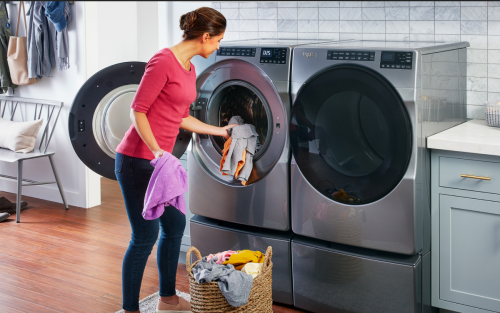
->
xmin=152 ymin=149 xmax=165 ymax=159
xmin=180 ymin=116 xmax=238 ymax=140
xmin=221 ymin=124 xmax=237 ymax=140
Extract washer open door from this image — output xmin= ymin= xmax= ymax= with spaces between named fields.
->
xmin=69 ymin=62 xmax=192 ymax=180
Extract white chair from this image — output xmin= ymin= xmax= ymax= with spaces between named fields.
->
xmin=0 ymin=95 xmax=68 ymax=223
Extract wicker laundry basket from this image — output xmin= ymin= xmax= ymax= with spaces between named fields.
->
xmin=186 ymin=246 xmax=273 ymax=313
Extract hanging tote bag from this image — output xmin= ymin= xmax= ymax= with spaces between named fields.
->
xmin=7 ymin=1 xmax=36 ymax=85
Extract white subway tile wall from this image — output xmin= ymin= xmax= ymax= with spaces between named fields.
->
xmin=213 ymin=1 xmax=500 ymax=118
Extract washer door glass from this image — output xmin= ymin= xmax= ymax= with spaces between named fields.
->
xmin=192 ymin=59 xmax=286 ymax=186
xmin=208 ymin=81 xmax=270 ymax=160
xmin=291 ymin=64 xmax=412 ymax=205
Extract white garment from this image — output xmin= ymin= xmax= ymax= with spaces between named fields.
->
xmin=240 ymin=263 xmax=263 ymax=279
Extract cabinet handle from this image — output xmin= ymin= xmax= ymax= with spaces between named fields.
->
xmin=461 ymin=174 xmax=491 ymax=181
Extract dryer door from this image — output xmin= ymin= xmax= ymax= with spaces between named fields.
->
xmin=69 ymin=62 xmax=192 ymax=180
xmin=191 ymin=59 xmax=286 ymax=186
xmin=291 ymin=64 xmax=412 ymax=205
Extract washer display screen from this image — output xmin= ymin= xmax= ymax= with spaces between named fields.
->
xmin=261 ymin=49 xmax=273 ymax=57
xmin=380 ymin=51 xmax=413 ymax=69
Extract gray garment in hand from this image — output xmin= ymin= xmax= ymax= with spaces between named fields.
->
xmin=227 ymin=116 xmax=244 ymax=135
xmin=221 ymin=116 xmax=261 ymax=183
xmin=192 ymin=257 xmax=253 ymax=307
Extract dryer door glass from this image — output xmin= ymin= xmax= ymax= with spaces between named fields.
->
xmin=291 ymin=64 xmax=412 ymax=205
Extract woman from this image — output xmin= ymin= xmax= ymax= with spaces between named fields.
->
xmin=115 ymin=7 xmax=230 ymax=313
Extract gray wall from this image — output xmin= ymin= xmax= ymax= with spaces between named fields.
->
xmin=212 ymin=1 xmax=500 ymax=119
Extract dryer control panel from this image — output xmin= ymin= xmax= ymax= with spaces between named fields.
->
xmin=327 ymin=50 xmax=375 ymax=61
xmin=260 ymin=48 xmax=287 ymax=64
xmin=217 ymin=47 xmax=256 ymax=57
xmin=380 ymin=51 xmax=413 ymax=69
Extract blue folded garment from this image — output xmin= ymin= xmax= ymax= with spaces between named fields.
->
xmin=45 ymin=1 xmax=66 ymax=32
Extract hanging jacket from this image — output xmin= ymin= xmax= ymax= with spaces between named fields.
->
xmin=0 ymin=1 xmax=16 ymax=93
xmin=45 ymin=1 xmax=66 ymax=31
xmin=27 ymin=1 xmax=56 ymax=79
xmin=45 ymin=1 xmax=70 ymax=71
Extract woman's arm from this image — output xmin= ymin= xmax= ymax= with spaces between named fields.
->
xmin=131 ymin=111 xmax=235 ymax=158
xmin=181 ymin=115 xmax=234 ymax=139
xmin=130 ymin=109 xmax=165 ymax=158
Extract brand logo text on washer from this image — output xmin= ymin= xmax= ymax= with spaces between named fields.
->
xmin=303 ymin=52 xmax=317 ymax=58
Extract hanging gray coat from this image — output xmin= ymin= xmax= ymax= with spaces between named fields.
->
xmin=27 ymin=1 xmax=56 ymax=79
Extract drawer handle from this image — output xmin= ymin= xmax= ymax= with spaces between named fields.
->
xmin=461 ymin=174 xmax=491 ymax=181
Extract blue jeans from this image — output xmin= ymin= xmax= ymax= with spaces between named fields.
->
xmin=115 ymin=152 xmax=186 ymax=312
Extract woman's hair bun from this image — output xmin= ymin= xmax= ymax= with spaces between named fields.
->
xmin=179 ymin=7 xmax=226 ymax=40
xmin=180 ymin=11 xmax=197 ymax=31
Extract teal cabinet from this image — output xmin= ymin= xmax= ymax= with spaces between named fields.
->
xmin=432 ymin=150 xmax=500 ymax=313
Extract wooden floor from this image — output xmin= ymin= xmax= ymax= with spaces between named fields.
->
xmin=0 ymin=178 xmax=307 ymax=312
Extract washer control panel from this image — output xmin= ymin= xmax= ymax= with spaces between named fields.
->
xmin=380 ymin=51 xmax=413 ymax=69
xmin=260 ymin=48 xmax=287 ymax=64
xmin=327 ymin=50 xmax=375 ymax=61
xmin=217 ymin=47 xmax=256 ymax=57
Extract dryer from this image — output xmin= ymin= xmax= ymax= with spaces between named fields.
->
xmin=290 ymin=41 xmax=468 ymax=313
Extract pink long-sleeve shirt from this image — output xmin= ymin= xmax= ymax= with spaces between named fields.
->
xmin=116 ymin=48 xmax=197 ymax=160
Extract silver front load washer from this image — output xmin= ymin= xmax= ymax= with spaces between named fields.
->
xmin=189 ymin=42 xmax=291 ymax=231
xmin=188 ymin=39 xmax=335 ymax=305
xmin=290 ymin=41 xmax=468 ymax=313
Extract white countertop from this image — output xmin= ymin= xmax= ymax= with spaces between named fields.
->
xmin=428 ymin=119 xmax=500 ymax=156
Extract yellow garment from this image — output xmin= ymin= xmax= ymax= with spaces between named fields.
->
xmin=241 ymin=263 xmax=263 ymax=279
xmin=223 ymin=250 xmax=265 ymax=270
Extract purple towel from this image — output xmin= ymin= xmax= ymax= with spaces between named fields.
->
xmin=142 ymin=153 xmax=188 ymax=220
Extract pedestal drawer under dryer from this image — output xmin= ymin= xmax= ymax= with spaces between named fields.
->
xmin=292 ymin=236 xmax=423 ymax=313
